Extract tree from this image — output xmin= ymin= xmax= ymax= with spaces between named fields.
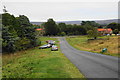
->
xmin=61 ymin=24 xmax=87 ymax=35
xmin=81 ymin=21 xmax=100 ymax=27
xmin=16 ymin=15 xmax=37 ymax=47
xmin=82 ymin=24 xmax=94 ymax=31
xmin=2 ymin=13 xmax=17 ymax=27
xmin=58 ymin=23 xmax=66 ymax=32
xmin=2 ymin=25 xmax=19 ymax=52
xmin=107 ymin=23 xmax=118 ymax=30
xmin=87 ymin=28 xmax=99 ymax=39
xmin=113 ymin=29 xmax=119 ymax=35
xmin=2 ymin=13 xmax=38 ymax=53
xmin=60 ymin=32 xmax=66 ymax=36
xmin=117 ymin=23 xmax=120 ymax=31
xmin=44 ymin=18 xmax=60 ymax=35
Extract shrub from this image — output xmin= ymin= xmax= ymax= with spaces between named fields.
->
xmin=60 ymin=32 xmax=66 ymax=36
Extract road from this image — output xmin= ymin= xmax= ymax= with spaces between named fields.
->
xmin=59 ymin=37 xmax=119 ymax=78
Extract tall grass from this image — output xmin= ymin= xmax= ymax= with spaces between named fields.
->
xmin=66 ymin=36 xmax=119 ymax=57
xmin=2 ymin=37 xmax=85 ymax=78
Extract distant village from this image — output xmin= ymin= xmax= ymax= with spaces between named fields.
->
xmin=34 ymin=24 xmax=120 ymax=36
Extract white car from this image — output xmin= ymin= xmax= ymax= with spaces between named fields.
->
xmin=51 ymin=45 xmax=58 ymax=51
xmin=39 ymin=44 xmax=51 ymax=49
xmin=47 ymin=44 xmax=51 ymax=48
xmin=117 ymin=34 xmax=120 ymax=36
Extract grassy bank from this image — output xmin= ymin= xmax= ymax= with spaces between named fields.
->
xmin=2 ymin=37 xmax=85 ymax=78
xmin=66 ymin=36 xmax=119 ymax=57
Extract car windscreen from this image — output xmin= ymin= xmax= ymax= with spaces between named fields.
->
xmin=43 ymin=44 xmax=48 ymax=46
xmin=52 ymin=45 xmax=57 ymax=47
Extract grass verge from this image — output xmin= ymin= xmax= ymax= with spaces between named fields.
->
xmin=66 ymin=35 xmax=119 ymax=57
xmin=2 ymin=37 xmax=85 ymax=78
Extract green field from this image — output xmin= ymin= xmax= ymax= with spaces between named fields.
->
xmin=66 ymin=36 xmax=119 ymax=57
xmin=2 ymin=37 xmax=85 ymax=78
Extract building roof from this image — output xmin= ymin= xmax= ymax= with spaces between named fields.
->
xmin=35 ymin=28 xmax=43 ymax=31
xmin=97 ymin=28 xmax=112 ymax=32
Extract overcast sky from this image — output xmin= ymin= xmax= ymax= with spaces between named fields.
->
xmin=0 ymin=0 xmax=119 ymax=22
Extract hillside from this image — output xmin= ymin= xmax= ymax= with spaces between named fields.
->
xmin=30 ymin=19 xmax=119 ymax=25
xmin=95 ymin=19 xmax=119 ymax=25
xmin=30 ymin=22 xmax=43 ymax=25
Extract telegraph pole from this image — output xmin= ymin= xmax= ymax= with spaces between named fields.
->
xmin=3 ymin=5 xmax=8 ymax=13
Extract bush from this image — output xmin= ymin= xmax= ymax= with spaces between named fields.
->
xmin=35 ymin=38 xmax=41 ymax=46
xmin=113 ymin=29 xmax=119 ymax=35
xmin=60 ymin=32 xmax=66 ymax=36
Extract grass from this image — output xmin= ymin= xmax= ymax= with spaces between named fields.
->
xmin=0 ymin=54 xmax=2 ymax=79
xmin=2 ymin=37 xmax=85 ymax=78
xmin=66 ymin=35 xmax=119 ymax=57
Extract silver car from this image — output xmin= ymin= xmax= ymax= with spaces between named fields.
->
xmin=48 ymin=40 xmax=55 ymax=45
xmin=51 ymin=45 xmax=58 ymax=51
xmin=39 ymin=44 xmax=51 ymax=49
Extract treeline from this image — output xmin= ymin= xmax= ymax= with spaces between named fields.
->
xmin=43 ymin=19 xmax=98 ymax=36
xmin=43 ymin=18 xmax=120 ymax=36
xmin=2 ymin=13 xmax=40 ymax=53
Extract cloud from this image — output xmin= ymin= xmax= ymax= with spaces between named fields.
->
xmin=1 ymin=2 xmax=118 ymax=21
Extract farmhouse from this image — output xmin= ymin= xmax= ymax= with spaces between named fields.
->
xmin=35 ymin=28 xmax=43 ymax=31
xmin=97 ymin=28 xmax=112 ymax=35
xmin=35 ymin=28 xmax=45 ymax=36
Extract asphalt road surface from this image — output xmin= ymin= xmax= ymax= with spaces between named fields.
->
xmin=59 ymin=37 xmax=119 ymax=78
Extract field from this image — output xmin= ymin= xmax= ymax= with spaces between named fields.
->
xmin=66 ymin=36 xmax=119 ymax=57
xmin=2 ymin=37 xmax=85 ymax=78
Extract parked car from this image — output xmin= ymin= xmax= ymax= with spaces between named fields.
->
xmin=51 ymin=45 xmax=58 ymax=51
xmin=47 ymin=44 xmax=51 ymax=48
xmin=39 ymin=44 xmax=51 ymax=49
xmin=48 ymin=40 xmax=55 ymax=45
xmin=117 ymin=34 xmax=120 ymax=36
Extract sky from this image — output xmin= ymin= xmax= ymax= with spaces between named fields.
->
xmin=0 ymin=0 xmax=119 ymax=22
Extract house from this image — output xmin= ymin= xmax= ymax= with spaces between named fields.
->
xmin=35 ymin=28 xmax=45 ymax=36
xmin=97 ymin=28 xmax=112 ymax=35
xmin=35 ymin=28 xmax=43 ymax=31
